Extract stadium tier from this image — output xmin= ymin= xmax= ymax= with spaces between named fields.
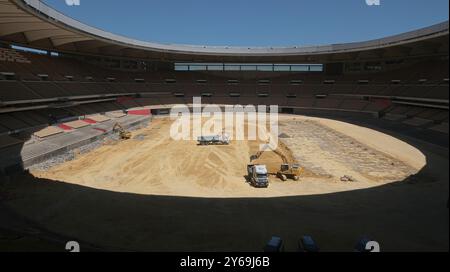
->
xmin=1 ymin=50 xmax=448 ymax=137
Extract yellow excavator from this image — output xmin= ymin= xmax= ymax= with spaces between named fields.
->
xmin=113 ymin=123 xmax=131 ymax=140
xmin=250 ymin=144 xmax=303 ymax=181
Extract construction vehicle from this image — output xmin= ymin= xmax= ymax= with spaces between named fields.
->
xmin=247 ymin=164 xmax=269 ymax=188
xmin=277 ymin=163 xmax=302 ymax=181
xmin=197 ymin=130 xmax=230 ymax=145
xmin=113 ymin=123 xmax=131 ymax=140
xmin=250 ymin=143 xmax=303 ymax=181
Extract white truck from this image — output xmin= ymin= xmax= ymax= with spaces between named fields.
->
xmin=247 ymin=164 xmax=269 ymax=188
xmin=197 ymin=132 xmax=230 ymax=145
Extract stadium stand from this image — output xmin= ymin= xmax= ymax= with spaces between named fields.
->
xmin=33 ymin=126 xmax=64 ymax=139
xmin=0 ymin=47 xmax=30 ymax=63
xmin=0 ymin=134 xmax=23 ymax=150
xmin=430 ymin=122 xmax=449 ymax=134
xmin=0 ymin=12 xmax=447 ymax=141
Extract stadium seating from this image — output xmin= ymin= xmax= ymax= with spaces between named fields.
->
xmin=0 ymin=81 xmax=41 ymax=101
xmin=0 ymin=48 xmax=30 ymax=64
xmin=0 ymin=48 xmax=448 ymax=136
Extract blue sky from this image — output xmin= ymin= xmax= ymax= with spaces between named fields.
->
xmin=43 ymin=0 xmax=449 ymax=46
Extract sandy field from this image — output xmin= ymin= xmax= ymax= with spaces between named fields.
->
xmin=30 ymin=115 xmax=425 ymax=198
xmin=1 ymin=114 xmax=447 ymax=252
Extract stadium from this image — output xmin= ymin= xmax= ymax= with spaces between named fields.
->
xmin=0 ymin=0 xmax=448 ymax=252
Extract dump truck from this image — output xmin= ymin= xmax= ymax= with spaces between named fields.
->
xmin=197 ymin=131 xmax=230 ymax=145
xmin=247 ymin=164 xmax=269 ymax=188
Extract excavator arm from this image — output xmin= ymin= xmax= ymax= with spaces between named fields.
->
xmin=250 ymin=143 xmax=288 ymax=164
xmin=249 ymin=141 xmax=303 ymax=181
xmin=272 ymin=149 xmax=289 ymax=164
xmin=113 ymin=123 xmax=131 ymax=140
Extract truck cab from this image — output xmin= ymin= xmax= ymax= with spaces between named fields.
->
xmin=247 ymin=164 xmax=269 ymax=188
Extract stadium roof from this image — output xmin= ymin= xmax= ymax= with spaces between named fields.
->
xmin=0 ymin=0 xmax=448 ymax=62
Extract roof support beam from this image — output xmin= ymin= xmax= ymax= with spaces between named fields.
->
xmin=51 ymin=36 xmax=93 ymax=47
xmin=0 ymin=22 xmax=54 ymax=36
xmin=23 ymin=29 xmax=72 ymax=42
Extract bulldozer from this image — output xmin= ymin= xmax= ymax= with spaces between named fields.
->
xmin=250 ymin=143 xmax=303 ymax=181
xmin=113 ymin=123 xmax=131 ymax=140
